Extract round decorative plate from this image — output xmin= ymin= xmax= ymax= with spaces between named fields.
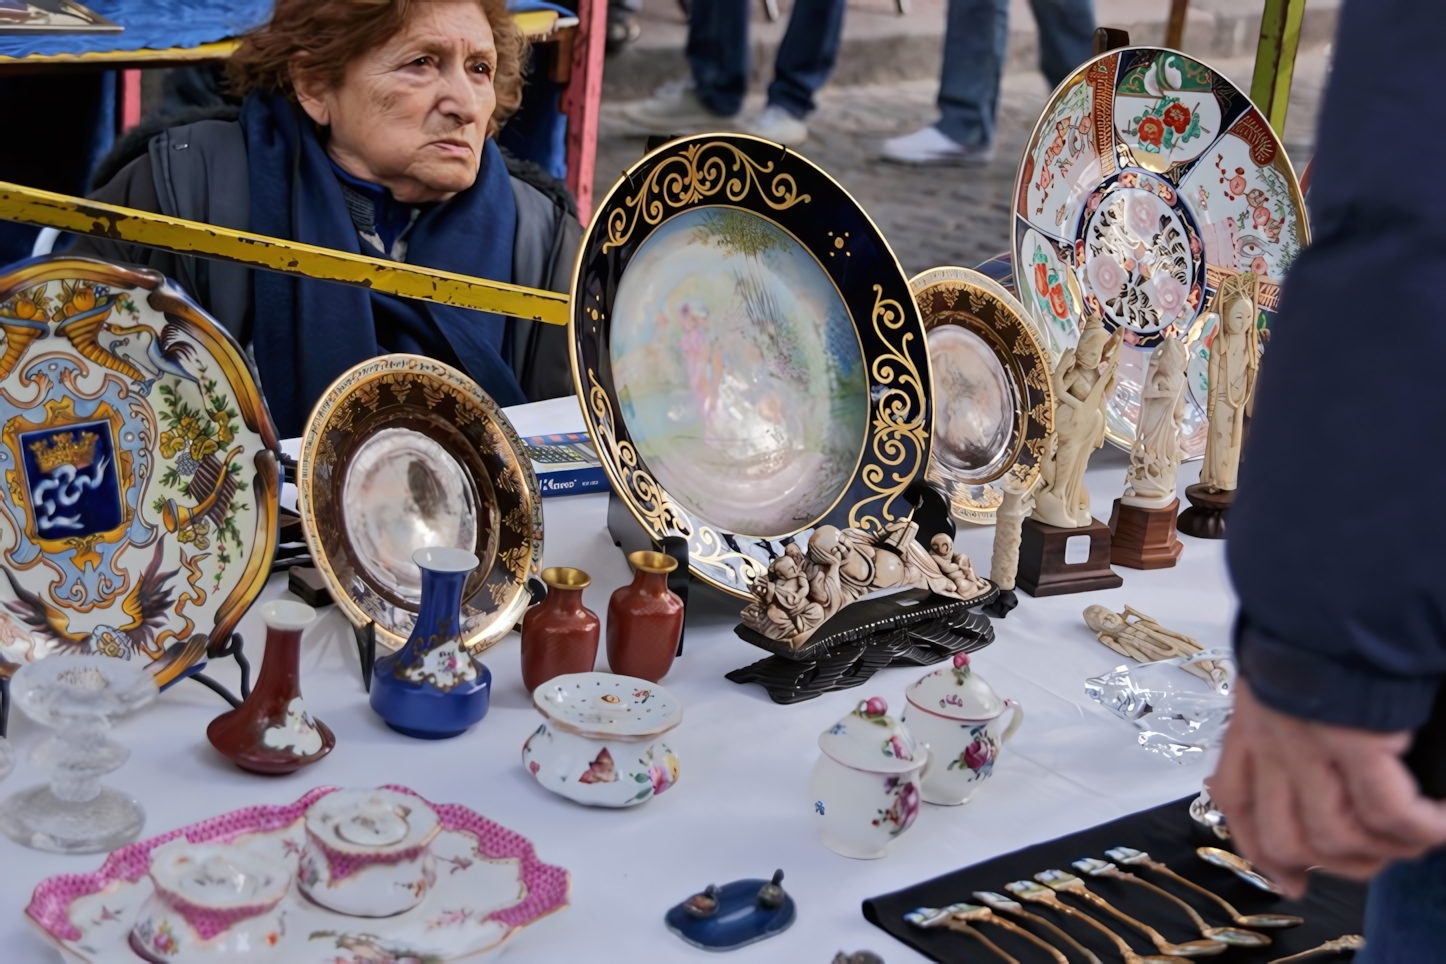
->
xmin=297 ymin=355 xmax=542 ymax=652
xmin=1012 ymin=47 xmax=1308 ymax=457
xmin=911 ymin=267 xmax=1053 ymax=525
xmin=0 ymin=257 xmax=280 ymax=685
xmin=573 ymin=134 xmax=932 ymax=599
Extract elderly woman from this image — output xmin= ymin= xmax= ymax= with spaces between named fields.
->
xmin=71 ymin=0 xmax=579 ymax=436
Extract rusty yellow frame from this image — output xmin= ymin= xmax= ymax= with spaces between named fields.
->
xmin=0 ymin=181 xmax=569 ymax=325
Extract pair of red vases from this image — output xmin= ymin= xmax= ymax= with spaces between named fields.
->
xmin=520 ymin=551 xmax=684 ymax=693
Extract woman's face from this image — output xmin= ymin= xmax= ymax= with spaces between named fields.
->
xmin=296 ymin=1 xmax=498 ymax=203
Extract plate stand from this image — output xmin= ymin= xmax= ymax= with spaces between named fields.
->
xmin=727 ymin=588 xmax=996 ymax=704
xmin=1108 ymin=498 xmax=1184 ymax=569
xmin=1177 ymin=484 xmax=1231 ymax=539
xmin=1016 ymin=516 xmax=1123 ymax=596
xmin=607 ymin=489 xmax=692 ymax=657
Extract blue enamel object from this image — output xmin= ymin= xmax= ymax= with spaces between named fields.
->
xmin=665 ymin=870 xmax=796 ymax=951
xmin=370 ymin=548 xmax=491 ymax=739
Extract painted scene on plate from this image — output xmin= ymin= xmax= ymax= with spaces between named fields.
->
xmin=609 ymin=206 xmax=868 ymax=539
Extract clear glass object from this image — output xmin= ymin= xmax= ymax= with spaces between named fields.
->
xmin=0 ymin=655 xmax=158 ymax=853
xmin=1085 ymin=649 xmax=1235 ymax=765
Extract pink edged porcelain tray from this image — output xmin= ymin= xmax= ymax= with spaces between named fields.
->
xmin=25 ymin=786 xmax=569 ymax=963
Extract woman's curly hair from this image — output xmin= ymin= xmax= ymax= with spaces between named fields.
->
xmin=228 ymin=0 xmax=527 ymax=136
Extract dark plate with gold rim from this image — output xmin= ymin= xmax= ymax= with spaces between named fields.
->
xmin=297 ymin=355 xmax=542 ymax=653
xmin=911 ymin=267 xmax=1053 ymax=525
xmin=572 ymin=134 xmax=932 ymax=599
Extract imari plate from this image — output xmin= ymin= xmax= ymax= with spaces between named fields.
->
xmin=297 ymin=355 xmax=543 ymax=652
xmin=573 ymin=134 xmax=931 ymax=598
xmin=25 ymin=785 xmax=570 ymax=963
xmin=1013 ymin=47 xmax=1308 ymax=458
xmin=0 ymin=257 xmax=280 ymax=685
xmin=910 ymin=267 xmax=1053 ymax=525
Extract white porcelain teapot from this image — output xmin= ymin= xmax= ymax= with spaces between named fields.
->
xmin=902 ymin=654 xmax=1023 ymax=805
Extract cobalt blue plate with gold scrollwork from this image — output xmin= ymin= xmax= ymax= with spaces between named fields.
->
xmin=0 ymin=256 xmax=281 ymax=686
xmin=571 ymin=134 xmax=933 ymax=599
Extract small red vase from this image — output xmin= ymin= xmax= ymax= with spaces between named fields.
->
xmin=207 ymin=600 xmax=335 ymax=775
xmin=606 ymin=551 xmax=684 ymax=683
xmin=520 ymin=567 xmax=600 ymax=693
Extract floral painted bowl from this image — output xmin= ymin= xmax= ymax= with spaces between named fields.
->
xmin=522 ymin=672 xmax=682 ymax=808
xmin=26 ymin=786 xmax=569 ymax=963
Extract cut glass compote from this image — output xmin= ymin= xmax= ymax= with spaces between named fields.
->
xmin=0 ymin=655 xmax=158 ymax=853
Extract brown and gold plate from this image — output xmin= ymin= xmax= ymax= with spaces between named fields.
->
xmin=297 ymin=355 xmax=542 ymax=652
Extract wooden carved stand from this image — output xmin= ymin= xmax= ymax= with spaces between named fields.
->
xmin=1108 ymin=498 xmax=1184 ymax=569
xmin=1177 ymin=484 xmax=1231 ymax=540
xmin=1016 ymin=517 xmax=1123 ymax=596
xmin=727 ymin=587 xmax=996 ymax=704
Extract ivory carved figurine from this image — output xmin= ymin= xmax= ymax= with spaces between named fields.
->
xmin=1082 ymin=604 xmax=1229 ymax=690
xmin=1032 ymin=316 xmax=1124 ymax=528
xmin=1122 ymin=338 xmax=1188 ymax=508
xmin=989 ymin=473 xmax=1037 ymax=591
xmin=740 ymin=521 xmax=990 ymax=648
xmin=1199 ymin=271 xmax=1260 ymax=493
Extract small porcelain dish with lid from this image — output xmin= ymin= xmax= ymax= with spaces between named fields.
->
xmin=522 ymin=672 xmax=682 ymax=808
xmin=902 ymin=654 xmax=1024 ymax=805
xmin=298 ymin=788 xmax=441 ymax=917
xmin=809 ymin=697 xmax=927 ymax=859
xmin=130 ymin=840 xmax=290 ymax=962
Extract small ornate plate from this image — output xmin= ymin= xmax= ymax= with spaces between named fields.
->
xmin=1013 ymin=47 xmax=1308 ymax=457
xmin=25 ymin=785 xmax=570 ymax=963
xmin=911 ymin=267 xmax=1053 ymax=525
xmin=573 ymin=135 xmax=932 ymax=598
xmin=297 ymin=355 xmax=542 ymax=652
xmin=0 ymin=257 xmax=280 ymax=685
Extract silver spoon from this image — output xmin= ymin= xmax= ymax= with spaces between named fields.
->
xmin=974 ymin=891 xmax=1104 ymax=964
xmin=1073 ymin=857 xmax=1271 ymax=947
xmin=905 ymin=906 xmax=1019 ymax=963
xmin=1036 ymin=870 xmax=1226 ymax=957
xmin=1268 ymin=934 xmax=1364 ymax=963
xmin=1107 ymin=848 xmax=1304 ymax=929
xmin=1197 ymin=847 xmax=1285 ymax=894
xmin=1004 ymin=880 xmax=1192 ymax=964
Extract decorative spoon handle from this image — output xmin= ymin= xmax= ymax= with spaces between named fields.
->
xmin=1267 ymin=935 xmax=1365 ymax=964
xmin=995 ymin=906 xmax=1104 ymax=964
xmin=984 ymin=916 xmax=1068 ymax=964
xmin=957 ymin=922 xmax=1022 ymax=964
xmin=1144 ymin=859 xmax=1247 ymax=920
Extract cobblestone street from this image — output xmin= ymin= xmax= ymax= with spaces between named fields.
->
xmin=595 ymin=50 xmax=1329 ymax=276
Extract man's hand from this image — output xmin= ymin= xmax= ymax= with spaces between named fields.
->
xmin=1210 ymin=681 xmax=1446 ymax=897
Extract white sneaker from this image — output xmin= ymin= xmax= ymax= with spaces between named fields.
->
xmin=745 ymin=105 xmax=808 ymax=146
xmin=621 ymin=85 xmax=735 ymax=134
xmin=881 ymin=126 xmax=994 ymax=165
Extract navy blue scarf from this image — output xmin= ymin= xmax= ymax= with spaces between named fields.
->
xmin=242 ymin=93 xmax=525 ymax=437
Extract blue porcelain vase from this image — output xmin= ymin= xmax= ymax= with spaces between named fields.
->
xmin=370 ymin=548 xmax=492 ymax=739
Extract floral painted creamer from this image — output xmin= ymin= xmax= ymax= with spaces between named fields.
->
xmin=809 ymin=697 xmax=927 ymax=859
xmin=902 ymin=654 xmax=1024 ymax=805
xmin=522 ymin=672 xmax=682 ymax=808
xmin=297 ymin=788 xmax=441 ymax=918
xmin=130 ymin=840 xmax=290 ymax=962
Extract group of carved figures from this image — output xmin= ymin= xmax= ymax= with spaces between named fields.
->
xmin=740 ymin=520 xmax=991 ymax=647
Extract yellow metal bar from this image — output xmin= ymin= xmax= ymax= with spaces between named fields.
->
xmin=0 ymin=40 xmax=239 ymax=68
xmin=0 ymin=181 xmax=570 ymax=326
xmin=1250 ymin=0 xmax=1306 ymax=135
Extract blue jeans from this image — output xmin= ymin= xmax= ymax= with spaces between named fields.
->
xmin=1358 ymin=849 xmax=1446 ymax=963
xmin=686 ymin=0 xmax=847 ymax=118
xmin=938 ymin=0 xmax=1095 ymax=147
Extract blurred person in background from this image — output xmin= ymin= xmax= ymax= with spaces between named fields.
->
xmin=884 ymin=0 xmax=1093 ymax=164
xmin=621 ymin=0 xmax=846 ymax=145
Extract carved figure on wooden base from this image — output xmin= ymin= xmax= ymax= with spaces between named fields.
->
xmin=1123 ymin=338 xmax=1188 ymax=508
xmin=1033 ymin=316 xmax=1123 ymax=528
xmin=1199 ymin=271 xmax=1260 ymax=493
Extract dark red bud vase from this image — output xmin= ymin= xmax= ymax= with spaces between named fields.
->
xmin=207 ymin=600 xmax=335 ymax=775
xmin=520 ymin=567 xmax=600 ymax=693
xmin=606 ymin=551 xmax=684 ymax=683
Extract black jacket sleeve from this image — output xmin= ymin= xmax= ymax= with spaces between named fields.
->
xmin=1227 ymin=0 xmax=1446 ymax=732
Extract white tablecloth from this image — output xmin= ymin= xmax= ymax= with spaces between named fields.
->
xmin=0 ymin=397 xmax=1237 ymax=963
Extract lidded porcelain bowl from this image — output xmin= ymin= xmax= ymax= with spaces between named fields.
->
xmin=901 ymin=654 xmax=1024 ymax=806
xmin=298 ymin=788 xmax=441 ymax=917
xmin=522 ymin=672 xmax=682 ymax=808
xmin=130 ymin=840 xmax=290 ymax=962
xmin=809 ymin=697 xmax=927 ymax=859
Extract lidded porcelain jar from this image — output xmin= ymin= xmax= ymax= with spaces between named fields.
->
xmin=298 ymin=788 xmax=441 ymax=917
xmin=902 ymin=654 xmax=1024 ymax=806
xmin=808 ymin=697 xmax=926 ymax=859
xmin=131 ymin=840 xmax=290 ymax=962
xmin=522 ymin=672 xmax=682 ymax=808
